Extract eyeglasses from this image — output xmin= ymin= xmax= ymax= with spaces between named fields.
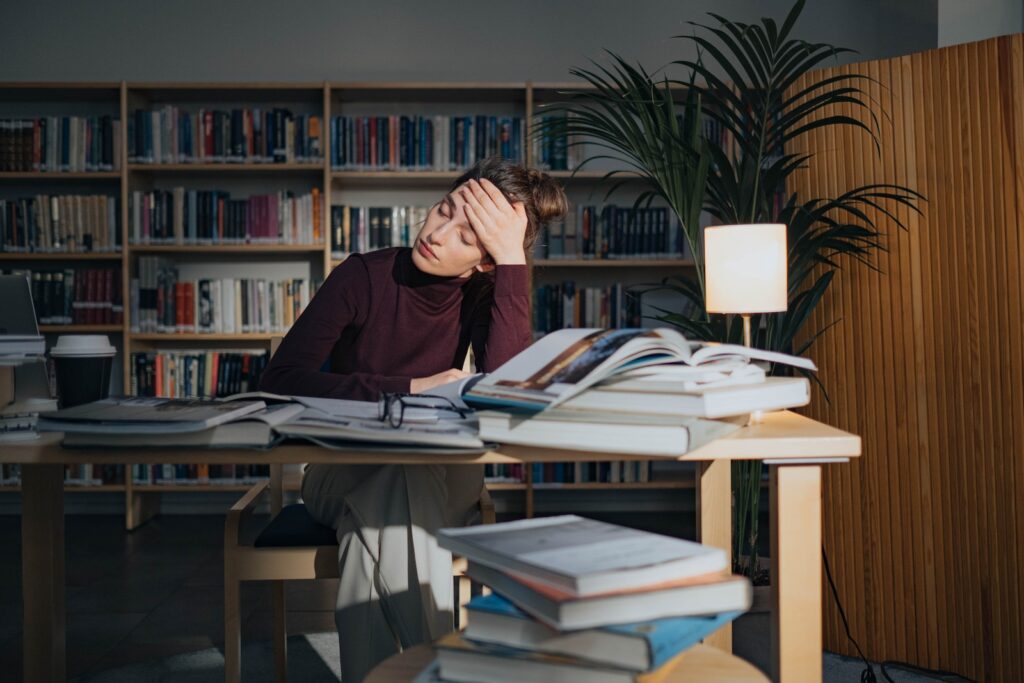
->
xmin=377 ymin=392 xmax=472 ymax=428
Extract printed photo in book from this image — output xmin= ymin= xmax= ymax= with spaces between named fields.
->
xmin=494 ymin=329 xmax=657 ymax=392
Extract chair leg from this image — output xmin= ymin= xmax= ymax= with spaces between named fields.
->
xmin=272 ymin=580 xmax=288 ymax=682
xmin=224 ymin=573 xmax=241 ymax=683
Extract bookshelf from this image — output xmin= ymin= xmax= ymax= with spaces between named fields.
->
xmin=2 ymin=80 xmax=699 ymax=529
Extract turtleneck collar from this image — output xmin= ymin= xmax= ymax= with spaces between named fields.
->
xmin=393 ymin=247 xmax=471 ymax=307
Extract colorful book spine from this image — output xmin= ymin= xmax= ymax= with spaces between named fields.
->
xmin=0 ymin=194 xmax=120 ymax=253
xmin=127 ymin=107 xmax=321 ymax=164
xmin=533 ymin=281 xmax=643 ymax=333
xmin=130 ymin=349 xmax=269 ymax=398
xmin=129 ymin=188 xmax=321 ymax=245
xmin=0 ymin=116 xmax=120 ymax=172
xmin=330 ymin=114 xmax=524 ymax=171
xmin=130 ymin=257 xmax=316 ymax=334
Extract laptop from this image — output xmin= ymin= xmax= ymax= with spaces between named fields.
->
xmin=0 ymin=273 xmax=41 ymax=336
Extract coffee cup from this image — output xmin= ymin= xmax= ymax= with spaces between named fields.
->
xmin=49 ymin=335 xmax=116 ymax=408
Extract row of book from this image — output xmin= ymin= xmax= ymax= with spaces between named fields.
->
xmin=329 ymin=204 xmax=428 ymax=255
xmin=530 ymin=114 xmax=583 ymax=171
xmin=131 ymin=464 xmax=271 ymax=486
xmin=129 ymin=188 xmax=322 ymax=245
xmin=127 ymin=107 xmax=322 ymax=164
xmin=130 ymin=350 xmax=269 ymax=398
xmin=540 ymin=205 xmax=691 ymax=260
xmin=2 ymin=268 xmax=123 ymax=325
xmin=1 ymin=194 xmax=121 ymax=253
xmin=533 ymin=282 xmax=644 ymax=333
xmin=0 ymin=116 xmax=121 ymax=172
xmin=0 ymin=464 xmax=126 ymax=487
xmin=434 ymin=515 xmax=749 ymax=682
xmin=484 ymin=461 xmax=652 ymax=484
xmin=130 ymin=259 xmax=314 ymax=334
xmin=329 ymin=115 xmax=525 ymax=170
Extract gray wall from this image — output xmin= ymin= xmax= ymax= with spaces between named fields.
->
xmin=1 ymin=0 xmax=938 ymax=83
xmin=938 ymin=0 xmax=1024 ymax=46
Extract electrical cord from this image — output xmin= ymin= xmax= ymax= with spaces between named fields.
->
xmin=822 ymin=546 xmax=976 ymax=683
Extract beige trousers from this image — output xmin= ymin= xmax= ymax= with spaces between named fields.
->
xmin=300 ymin=463 xmax=483 ymax=682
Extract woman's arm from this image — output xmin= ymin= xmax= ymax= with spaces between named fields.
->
xmin=470 ymin=264 xmax=532 ymax=372
xmin=259 ymin=257 xmax=411 ymax=400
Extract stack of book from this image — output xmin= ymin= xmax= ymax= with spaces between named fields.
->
xmin=463 ymin=327 xmax=816 ymax=456
xmin=1 ymin=267 xmax=123 ymax=325
xmin=435 ymin=515 xmax=749 ymax=682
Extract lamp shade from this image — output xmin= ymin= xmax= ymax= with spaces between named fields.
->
xmin=704 ymin=223 xmax=788 ymax=314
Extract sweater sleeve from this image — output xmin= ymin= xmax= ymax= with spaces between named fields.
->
xmin=470 ymin=264 xmax=533 ymax=373
xmin=258 ymin=257 xmax=411 ymax=400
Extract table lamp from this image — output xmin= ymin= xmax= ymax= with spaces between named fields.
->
xmin=704 ymin=223 xmax=788 ymax=347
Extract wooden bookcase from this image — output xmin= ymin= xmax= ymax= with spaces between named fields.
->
xmin=1 ymin=81 xmax=697 ymax=529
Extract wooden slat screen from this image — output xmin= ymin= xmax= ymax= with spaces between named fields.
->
xmin=788 ymin=34 xmax=1024 ymax=681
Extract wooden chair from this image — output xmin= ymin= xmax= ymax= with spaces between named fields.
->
xmin=223 ymin=338 xmax=493 ymax=683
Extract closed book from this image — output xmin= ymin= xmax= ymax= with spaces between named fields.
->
xmin=561 ymin=376 xmax=811 ymax=419
xmin=476 ymin=409 xmax=740 ymax=456
xmin=438 ymin=515 xmax=727 ymax=598
xmin=38 ymin=396 xmax=268 ymax=434
xmin=436 ymin=632 xmax=694 ymax=683
xmin=468 ymin=561 xmax=750 ymax=630
xmin=465 ymin=593 xmax=742 ymax=671
xmin=61 ymin=402 xmax=303 ymax=448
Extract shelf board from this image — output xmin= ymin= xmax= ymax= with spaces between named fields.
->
xmin=129 ymin=333 xmax=279 ymax=342
xmin=544 ymin=169 xmax=644 ymax=180
xmin=331 ymin=170 xmax=461 ymax=183
xmin=132 ymin=483 xmax=301 ymax=492
xmin=38 ymin=324 xmax=123 ymax=333
xmin=0 ymin=484 xmax=126 ymax=493
xmin=127 ymin=163 xmax=323 ymax=173
xmin=129 ymin=244 xmax=326 ymax=254
xmin=484 ymin=481 xmax=692 ymax=490
xmin=0 ymin=252 xmax=123 ymax=261
xmin=0 ymin=171 xmax=121 ymax=180
xmin=534 ymin=259 xmax=695 ymax=267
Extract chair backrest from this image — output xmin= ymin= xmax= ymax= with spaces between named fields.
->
xmin=268 ymin=335 xmax=287 ymax=510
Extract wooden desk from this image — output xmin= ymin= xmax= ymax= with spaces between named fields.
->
xmin=2 ymin=410 xmax=859 ymax=682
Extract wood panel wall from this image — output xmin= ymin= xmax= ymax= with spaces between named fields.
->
xmin=788 ymin=34 xmax=1024 ymax=681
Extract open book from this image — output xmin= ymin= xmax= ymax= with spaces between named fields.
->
xmin=463 ymin=327 xmax=816 ymax=412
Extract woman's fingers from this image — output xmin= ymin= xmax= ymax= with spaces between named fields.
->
xmin=475 ymin=178 xmax=516 ymax=216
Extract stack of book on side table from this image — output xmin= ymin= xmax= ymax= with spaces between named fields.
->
xmin=462 ymin=327 xmax=818 ymax=456
xmin=433 ymin=515 xmax=751 ymax=683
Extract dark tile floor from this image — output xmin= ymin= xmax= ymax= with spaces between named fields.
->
xmin=0 ymin=514 xmax=338 ymax=680
xmin=0 ymin=509 xmax=698 ymax=680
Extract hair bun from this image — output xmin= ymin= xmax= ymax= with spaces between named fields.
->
xmin=527 ymin=169 xmax=568 ymax=223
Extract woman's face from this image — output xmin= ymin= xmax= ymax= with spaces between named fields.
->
xmin=411 ymin=182 xmax=489 ymax=278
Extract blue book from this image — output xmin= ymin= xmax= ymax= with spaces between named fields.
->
xmin=465 ymin=592 xmax=742 ymax=672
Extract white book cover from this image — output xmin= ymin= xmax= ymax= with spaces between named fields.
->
xmin=438 ymin=514 xmax=727 ymax=597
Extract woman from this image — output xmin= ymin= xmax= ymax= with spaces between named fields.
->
xmin=258 ymin=156 xmax=567 ymax=682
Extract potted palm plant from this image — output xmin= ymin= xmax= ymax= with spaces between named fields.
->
xmin=532 ymin=0 xmax=920 ymax=592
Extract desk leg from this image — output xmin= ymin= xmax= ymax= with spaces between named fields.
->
xmin=696 ymin=460 xmax=732 ymax=652
xmin=21 ymin=463 xmax=66 ymax=683
xmin=770 ymin=465 xmax=822 ymax=683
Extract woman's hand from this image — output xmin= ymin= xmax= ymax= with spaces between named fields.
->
xmin=459 ymin=178 xmax=528 ymax=265
xmin=410 ymin=368 xmax=472 ymax=394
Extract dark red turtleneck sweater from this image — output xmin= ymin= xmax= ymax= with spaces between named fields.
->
xmin=258 ymin=247 xmax=532 ymax=401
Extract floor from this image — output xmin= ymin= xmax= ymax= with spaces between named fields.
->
xmin=0 ymin=514 xmax=963 ymax=682
xmin=0 ymin=514 xmax=337 ymax=680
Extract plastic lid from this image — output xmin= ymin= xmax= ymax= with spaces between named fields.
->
xmin=49 ymin=335 xmax=117 ymax=358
